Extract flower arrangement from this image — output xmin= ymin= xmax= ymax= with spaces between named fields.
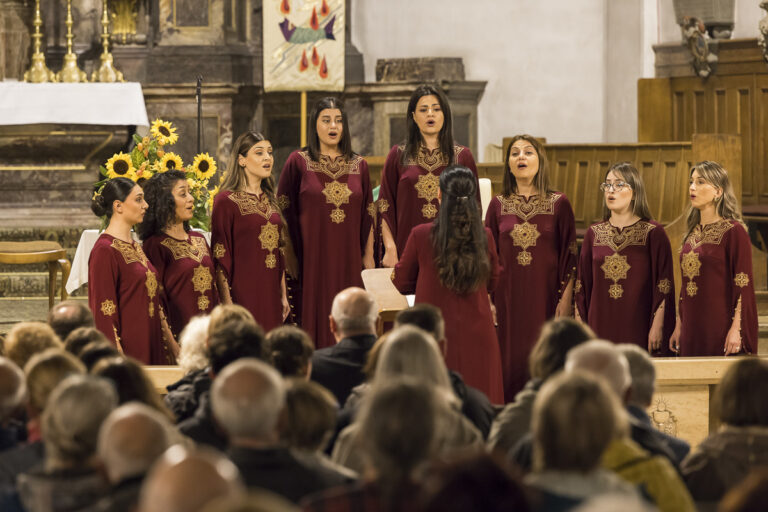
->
xmin=95 ymin=119 xmax=219 ymax=231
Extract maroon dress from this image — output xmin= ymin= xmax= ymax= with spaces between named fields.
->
xmin=210 ymin=190 xmax=285 ymax=332
xmin=88 ymin=233 xmax=172 ymax=364
xmin=392 ymin=223 xmax=504 ymax=404
xmin=378 ymin=144 xmax=479 ymax=257
xmin=678 ymin=219 xmax=757 ymax=356
xmin=143 ymin=231 xmax=219 ymax=338
xmin=575 ymin=220 xmax=675 ymax=354
xmin=278 ymin=150 xmax=374 ymax=349
xmin=484 ymin=192 xmax=576 ymax=402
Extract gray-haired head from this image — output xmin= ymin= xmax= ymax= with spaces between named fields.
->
xmin=0 ymin=356 xmax=27 ymax=422
xmin=565 ymin=340 xmax=631 ymax=401
xmin=178 ymin=315 xmax=211 ymax=375
xmin=616 ymin=344 xmax=656 ymax=407
xmin=330 ymin=287 xmax=378 ymax=337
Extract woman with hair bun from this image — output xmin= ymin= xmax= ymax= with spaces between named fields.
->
xmin=88 ymin=178 xmax=178 ymax=364
xmin=140 ymin=170 xmax=219 ymax=338
xmin=392 ymin=165 xmax=503 ymax=403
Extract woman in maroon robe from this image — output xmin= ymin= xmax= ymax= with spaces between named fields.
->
xmin=392 ymin=165 xmax=504 ymax=404
xmin=140 ymin=170 xmax=219 ymax=338
xmin=211 ymin=132 xmax=289 ymax=332
xmin=575 ymin=163 xmax=675 ymax=355
xmin=378 ymin=84 xmax=479 ymax=267
xmin=670 ymin=161 xmax=757 ymax=356
xmin=88 ymin=178 xmax=178 ymax=364
xmin=278 ymin=98 xmax=375 ymax=349
xmin=485 ymin=135 xmax=576 ymax=402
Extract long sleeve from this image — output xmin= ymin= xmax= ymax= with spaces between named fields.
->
xmin=484 ymin=197 xmax=502 ymax=301
xmin=88 ymin=243 xmax=122 ymax=349
xmin=359 ymin=159 xmax=374 ymax=256
xmin=575 ymin=227 xmax=593 ymax=321
xmin=210 ymin=194 xmax=235 ymax=283
xmin=486 ymin=229 xmax=500 ymax=293
xmin=729 ymin=224 xmax=757 ymax=353
xmin=391 ymin=229 xmax=420 ymax=295
xmin=556 ymin=195 xmax=577 ymax=297
xmin=649 ymin=224 xmax=676 ymax=354
xmin=277 ymin=151 xmax=304 ymax=275
xmin=378 ymin=145 xmax=401 ymax=242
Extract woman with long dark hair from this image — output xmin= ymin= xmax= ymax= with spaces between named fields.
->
xmin=211 ymin=131 xmax=289 ymax=332
xmin=484 ymin=135 xmax=576 ymax=402
xmin=575 ymin=162 xmax=675 ymax=355
xmin=278 ymin=97 xmax=375 ymax=348
xmin=88 ymin=178 xmax=178 ymax=364
xmin=140 ymin=170 xmax=219 ymax=338
xmin=392 ymin=165 xmax=503 ymax=403
xmin=670 ymin=161 xmax=757 ymax=356
xmin=378 ymin=84 xmax=479 ymax=267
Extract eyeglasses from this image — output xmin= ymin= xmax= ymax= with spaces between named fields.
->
xmin=599 ymin=181 xmax=631 ymax=192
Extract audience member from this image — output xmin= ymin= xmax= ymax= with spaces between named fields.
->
xmin=719 ymin=468 xmax=768 ymax=512
xmin=267 ymin=326 xmax=314 ymax=378
xmin=200 ymin=490 xmax=299 ymax=512
xmin=92 ymin=356 xmax=175 ymax=421
xmin=47 ymin=300 xmax=94 ymax=341
xmin=63 ymin=327 xmax=109 ymax=356
xmin=165 ymin=314 xmax=212 ymax=422
xmin=207 ymin=304 xmax=257 ymax=337
xmin=0 ymin=357 xmax=26 ymax=452
xmin=78 ymin=341 xmax=120 ymax=371
xmin=4 ymin=322 xmax=62 ymax=370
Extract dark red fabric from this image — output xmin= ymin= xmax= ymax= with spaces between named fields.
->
xmin=210 ymin=190 xmax=285 ymax=332
xmin=392 ymin=223 xmax=504 ymax=404
xmin=278 ymin=150 xmax=374 ymax=349
xmin=484 ymin=192 xmax=576 ymax=402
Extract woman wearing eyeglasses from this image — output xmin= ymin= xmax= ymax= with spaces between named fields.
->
xmin=575 ymin=162 xmax=675 ymax=355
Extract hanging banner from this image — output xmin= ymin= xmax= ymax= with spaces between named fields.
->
xmin=263 ymin=0 xmax=345 ymax=92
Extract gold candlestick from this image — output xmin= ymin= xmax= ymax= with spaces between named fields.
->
xmin=56 ymin=0 xmax=88 ymax=83
xmin=91 ymin=0 xmax=124 ymax=82
xmin=23 ymin=0 xmax=57 ymax=83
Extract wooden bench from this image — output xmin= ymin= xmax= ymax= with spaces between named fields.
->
xmin=0 ymin=241 xmax=71 ymax=308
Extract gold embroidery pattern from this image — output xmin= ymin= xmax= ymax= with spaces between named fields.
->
xmin=390 ymin=269 xmax=395 ymax=281
xmin=367 ymin=202 xmax=377 ymax=219
xmin=259 ymin=223 xmax=280 ymax=269
xmin=498 ymin=192 xmax=562 ymax=221
xmin=591 ymin=221 xmax=655 ymax=252
xmin=112 ymin=326 xmax=125 ymax=355
xmin=213 ymin=243 xmax=226 ymax=259
xmin=401 ymin=144 xmax=465 ymax=172
xmin=415 ymin=173 xmax=440 ymax=219
xmin=686 ymin=281 xmax=698 ymax=297
xmin=378 ymin=199 xmax=390 ymax=213
xmin=277 ymin=194 xmax=289 ymax=211
xmin=198 ymin=295 xmax=210 ymax=311
xmin=574 ymin=279 xmax=582 ymax=294
xmin=227 ymin=191 xmax=278 ymax=220
xmin=510 ymin=222 xmax=540 ymax=266
xmin=100 ymin=299 xmax=116 ymax=317
xmin=111 ymin=239 xmax=148 ymax=267
xmin=601 ymin=252 xmax=631 ymax=300
xmin=300 ymin=151 xmax=363 ymax=180
xmin=191 ymin=265 xmax=213 ymax=311
xmin=681 ymin=251 xmax=701 ymax=297
xmin=685 ymin=219 xmax=733 ymax=250
xmin=322 ymin=180 xmax=353 ymax=223
xmin=734 ymin=272 xmax=749 ymax=288
xmin=657 ymin=279 xmax=671 ymax=294
xmin=145 ymin=270 xmax=158 ymax=317
xmin=160 ymin=236 xmax=209 ymax=263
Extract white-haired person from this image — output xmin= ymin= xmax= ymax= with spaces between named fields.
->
xmin=164 ymin=314 xmax=212 ymax=422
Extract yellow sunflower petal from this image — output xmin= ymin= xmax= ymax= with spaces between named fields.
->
xmin=105 ymin=152 xmax=135 ymax=179
xmin=150 ymin=119 xmax=179 ymax=146
xmin=191 ymin=153 xmax=217 ymax=181
xmin=158 ymin=152 xmax=184 ymax=172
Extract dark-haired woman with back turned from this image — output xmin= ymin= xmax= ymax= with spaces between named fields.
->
xmin=379 ymin=84 xmax=479 ymax=267
xmin=140 ymin=170 xmax=219 ymax=339
xmin=392 ymin=165 xmax=503 ymax=403
xmin=278 ymin=97 xmax=375 ymax=349
xmin=484 ymin=135 xmax=576 ymax=402
xmin=89 ymin=178 xmax=178 ymax=364
xmin=575 ymin=162 xmax=675 ymax=355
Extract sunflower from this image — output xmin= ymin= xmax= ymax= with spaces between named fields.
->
xmin=157 ymin=152 xmax=184 ymax=172
xmin=150 ymin=119 xmax=178 ymax=145
xmin=105 ymin=152 xmax=135 ymax=179
xmin=191 ymin=153 xmax=217 ymax=180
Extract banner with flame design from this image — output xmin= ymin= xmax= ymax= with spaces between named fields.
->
xmin=263 ymin=0 xmax=345 ymax=92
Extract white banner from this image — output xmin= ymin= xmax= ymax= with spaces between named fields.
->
xmin=263 ymin=0 xmax=345 ymax=92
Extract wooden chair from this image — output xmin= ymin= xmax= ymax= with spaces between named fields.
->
xmin=0 ymin=241 xmax=71 ymax=308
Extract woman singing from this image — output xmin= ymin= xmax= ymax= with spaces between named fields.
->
xmin=211 ymin=132 xmax=289 ymax=332
xmin=378 ymin=84 xmax=479 ymax=267
xmin=484 ymin=135 xmax=576 ymax=402
xmin=670 ymin=161 xmax=757 ymax=356
xmin=89 ymin=178 xmax=178 ymax=364
xmin=575 ymin=162 xmax=675 ymax=355
xmin=140 ymin=170 xmax=219 ymax=338
xmin=392 ymin=165 xmax=504 ymax=404
xmin=278 ymin=98 xmax=375 ymax=348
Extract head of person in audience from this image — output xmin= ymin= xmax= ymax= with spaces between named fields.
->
xmin=220 ymin=132 xmax=278 ymax=203
xmin=719 ymin=467 xmax=768 ymax=512
xmin=277 ymin=379 xmax=337 ymax=453
xmin=329 ymin=287 xmax=379 ymax=343
xmin=404 ymin=83 xmax=453 ymax=163
xmin=528 ymin=318 xmax=595 ymax=385
xmin=177 ymin=315 xmax=212 ymax=376
xmin=64 ymin=326 xmax=109 ymax=357
xmin=503 ymin=135 xmax=550 ymax=196
xmin=78 ymin=341 xmax=120 ymax=371
xmin=4 ymin=321 xmax=62 ymax=370
xmin=138 ymin=169 xmax=191 ymax=241
xmin=307 ymin=96 xmax=352 ymax=160
xmin=211 ymin=358 xmax=285 ymax=447
xmin=208 ymin=319 xmax=267 ymax=378
xmin=532 ymin=371 xmax=626 ymax=473
xmin=266 ymin=326 xmax=313 ymax=379
xmin=92 ymin=356 xmax=175 ymax=422
xmin=92 ymin=177 xmax=147 ymax=227
xmin=24 ymin=348 xmax=85 ymax=425
xmin=564 ymin=339 xmax=631 ymax=404
xmin=394 ymin=304 xmax=446 ymax=355
xmin=0 ymin=356 xmax=27 ymax=426
xmin=139 ymin=445 xmax=245 ymax=512
xmin=600 ymin=162 xmax=653 ymax=221
xmin=47 ymin=300 xmax=94 ymax=341
xmin=686 ymin=160 xmax=743 ymax=237
xmin=716 ymin=357 xmax=768 ymax=428
xmin=41 ymin=374 xmax=118 ymax=471
xmin=422 ymin=453 xmax=530 ymax=512
xmin=361 ymin=333 xmax=388 ymax=382
xmin=207 ymin=304 xmax=256 ymax=340
xmin=98 ymin=402 xmax=172 ymax=486
xmin=199 ymin=490 xmax=299 ymax=512
xmin=433 ymin=165 xmax=489 ymax=294
xmin=616 ymin=344 xmax=656 ymax=410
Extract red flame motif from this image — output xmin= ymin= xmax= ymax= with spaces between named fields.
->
xmin=320 ymin=0 xmax=330 ymax=17
xmin=319 ymin=56 xmax=328 ymax=78
xmin=310 ymin=6 xmax=319 ymax=30
xmin=299 ymin=50 xmax=309 ymax=71
xmin=280 ymin=0 xmax=290 ymax=15
xmin=311 ymin=47 xmax=319 ymax=66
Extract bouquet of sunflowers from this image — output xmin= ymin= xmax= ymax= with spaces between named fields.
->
xmin=95 ymin=119 xmax=219 ymax=230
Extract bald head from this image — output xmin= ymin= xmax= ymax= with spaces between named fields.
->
xmin=48 ymin=300 xmax=94 ymax=341
xmin=139 ymin=446 xmax=244 ymax=512
xmin=565 ymin=340 xmax=631 ymax=401
xmin=98 ymin=403 xmax=171 ymax=484
xmin=0 ymin=357 xmax=26 ymax=423
xmin=330 ymin=287 xmax=378 ymax=339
